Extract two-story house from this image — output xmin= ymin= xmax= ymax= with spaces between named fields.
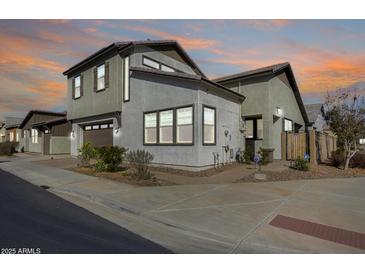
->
xmin=63 ymin=40 xmax=246 ymax=170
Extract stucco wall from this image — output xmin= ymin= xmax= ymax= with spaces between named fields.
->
xmin=50 ymin=136 xmax=71 ymax=154
xmin=67 ymin=54 xmax=124 ymax=120
xmin=131 ymin=45 xmax=197 ymax=75
xmin=269 ymin=73 xmax=305 ymax=159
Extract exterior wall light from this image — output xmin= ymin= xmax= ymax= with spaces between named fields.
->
xmin=115 ymin=127 xmax=120 ymax=134
xmin=71 ymin=130 xmax=75 ymax=138
xmin=276 ymin=107 xmax=283 ymax=117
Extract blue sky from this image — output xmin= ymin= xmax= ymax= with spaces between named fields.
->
xmin=1 ymin=19 xmax=364 ymax=120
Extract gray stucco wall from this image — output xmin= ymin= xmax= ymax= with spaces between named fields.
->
xmin=117 ymin=72 xmax=242 ymax=169
xmin=219 ymin=72 xmax=306 ymax=159
xmin=131 ymin=45 xmax=197 ymax=75
xmin=269 ymin=73 xmax=305 ymax=159
xmin=67 ymin=54 xmax=124 ymax=121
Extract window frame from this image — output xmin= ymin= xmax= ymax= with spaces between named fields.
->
xmin=31 ymin=128 xmax=38 ymax=144
xmin=176 ymin=106 xmax=194 ymax=144
xmin=96 ymin=63 xmax=106 ymax=91
xmin=284 ymin=118 xmax=294 ymax=132
xmin=245 ymin=117 xmax=263 ymax=140
xmin=142 ymin=55 xmax=176 ymax=73
xmin=74 ymin=75 xmax=81 ymax=99
xmin=143 ymin=105 xmax=194 ymax=146
xmin=202 ymin=105 xmax=216 ymax=146
xmin=123 ymin=56 xmax=130 ymax=102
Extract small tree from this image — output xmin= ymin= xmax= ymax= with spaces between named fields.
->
xmin=78 ymin=142 xmax=96 ymax=167
xmin=323 ymin=90 xmax=365 ymax=170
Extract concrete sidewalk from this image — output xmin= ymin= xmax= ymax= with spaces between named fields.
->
xmin=1 ymin=155 xmax=364 ymax=253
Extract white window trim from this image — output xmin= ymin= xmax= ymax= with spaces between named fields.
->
xmin=203 ymin=106 xmax=216 ymax=145
xmin=74 ymin=75 xmax=81 ymax=99
xmin=123 ymin=56 xmax=130 ymax=101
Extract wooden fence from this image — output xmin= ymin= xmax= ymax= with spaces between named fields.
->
xmin=281 ymin=130 xmax=337 ymax=164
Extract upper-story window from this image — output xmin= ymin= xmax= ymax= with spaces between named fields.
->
xmin=123 ymin=56 xmax=130 ymax=102
xmin=74 ymin=75 xmax=81 ymax=99
xmin=97 ymin=64 xmax=105 ymax=91
xmin=142 ymin=56 xmax=176 ymax=73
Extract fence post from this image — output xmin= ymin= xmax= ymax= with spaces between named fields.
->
xmin=281 ymin=132 xmax=286 ymax=160
xmin=309 ymin=129 xmax=317 ymax=166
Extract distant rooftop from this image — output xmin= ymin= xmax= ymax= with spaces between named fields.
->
xmin=305 ymin=103 xmax=324 ymax=123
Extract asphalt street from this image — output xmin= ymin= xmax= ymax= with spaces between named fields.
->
xmin=0 ymin=168 xmax=172 ymax=254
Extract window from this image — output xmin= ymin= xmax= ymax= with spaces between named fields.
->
xmin=245 ymin=120 xmax=254 ymax=139
xmin=203 ymin=106 xmax=216 ymax=145
xmin=31 ymin=129 xmax=38 ymax=144
xmin=92 ymin=125 xmax=100 ymax=130
xmin=245 ymin=118 xmax=263 ymax=140
xmin=176 ymin=107 xmax=193 ymax=144
xmin=360 ymin=139 xmax=365 ymax=145
xmin=143 ymin=56 xmax=176 ymax=72
xmin=9 ymin=132 xmax=14 ymax=142
xmin=257 ymin=119 xmax=263 ymax=139
xmin=85 ymin=126 xmax=92 ymax=131
xmin=74 ymin=75 xmax=81 ymax=99
xmin=159 ymin=110 xmax=173 ymax=144
xmin=284 ymin=118 xmax=293 ymax=132
xmin=161 ymin=64 xmax=175 ymax=72
xmin=16 ymin=133 xmax=19 ymax=142
xmin=123 ymin=56 xmax=130 ymax=101
xmin=100 ymin=124 xmax=108 ymax=129
xmin=143 ymin=57 xmax=160 ymax=69
xmin=97 ymin=64 xmax=105 ymax=91
xmin=44 ymin=130 xmax=49 ymax=134
xmin=144 ymin=113 xmax=157 ymax=144
xmin=109 ymin=123 xmax=113 ymax=129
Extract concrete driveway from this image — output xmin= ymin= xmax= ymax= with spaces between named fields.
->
xmin=1 ymin=154 xmax=364 ymax=253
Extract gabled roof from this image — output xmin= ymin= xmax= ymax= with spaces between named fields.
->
xmin=19 ymin=110 xmax=66 ymax=129
xmin=214 ymin=62 xmax=309 ymax=124
xmin=32 ymin=117 xmax=68 ymax=127
xmin=130 ymin=66 xmax=245 ymax=103
xmin=4 ymin=116 xmax=24 ymax=129
xmin=63 ymin=40 xmax=206 ymax=78
xmin=305 ymin=104 xmax=324 ymax=124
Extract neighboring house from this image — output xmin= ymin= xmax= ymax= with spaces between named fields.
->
xmin=32 ymin=117 xmax=72 ymax=155
xmin=4 ymin=116 xmax=24 ymax=143
xmin=214 ymin=63 xmax=309 ymax=160
xmin=19 ymin=110 xmax=67 ymax=154
xmin=0 ymin=121 xmax=5 ymax=142
xmin=305 ymin=103 xmax=328 ymax=131
xmin=63 ymin=40 xmax=245 ymax=170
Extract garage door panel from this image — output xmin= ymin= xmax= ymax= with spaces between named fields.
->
xmin=84 ymin=128 xmax=113 ymax=147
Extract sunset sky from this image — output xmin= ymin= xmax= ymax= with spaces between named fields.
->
xmin=1 ymin=19 xmax=365 ymax=120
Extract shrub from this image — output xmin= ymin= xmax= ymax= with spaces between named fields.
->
xmin=330 ymin=150 xmax=345 ymax=168
xmin=243 ymin=148 xmax=253 ymax=164
xmin=78 ymin=142 xmax=96 ymax=167
xmin=126 ymin=149 xmax=154 ymax=180
xmin=95 ymin=146 xmax=128 ymax=172
xmin=0 ymin=142 xmax=13 ymax=156
xmin=292 ymin=157 xmax=309 ymax=171
xmin=350 ymin=152 xmax=365 ymax=168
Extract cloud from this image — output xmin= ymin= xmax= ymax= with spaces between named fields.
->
xmin=123 ymin=24 xmax=219 ymax=50
xmin=239 ymin=19 xmax=293 ymax=31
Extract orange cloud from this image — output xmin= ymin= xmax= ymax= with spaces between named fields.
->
xmin=123 ymin=25 xmax=219 ymax=50
xmin=240 ymin=19 xmax=292 ymax=31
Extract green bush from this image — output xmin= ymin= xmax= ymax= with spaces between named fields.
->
xmin=126 ymin=149 xmax=154 ymax=180
xmin=95 ymin=146 xmax=128 ymax=172
xmin=350 ymin=152 xmax=365 ymax=168
xmin=292 ymin=157 xmax=309 ymax=171
xmin=78 ymin=142 xmax=96 ymax=167
xmin=330 ymin=150 xmax=345 ymax=168
xmin=0 ymin=142 xmax=18 ymax=156
xmin=243 ymin=148 xmax=253 ymax=164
